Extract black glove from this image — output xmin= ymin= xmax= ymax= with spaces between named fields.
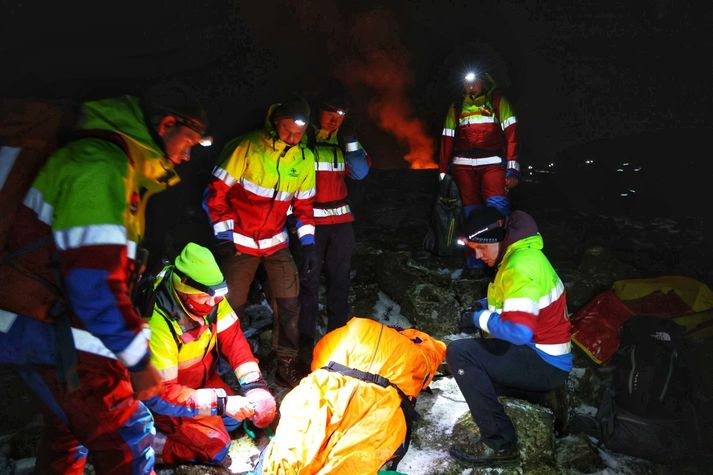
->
xmin=300 ymin=244 xmax=318 ymax=274
xmin=458 ymin=308 xmax=478 ymax=334
xmin=215 ymin=240 xmax=236 ymax=260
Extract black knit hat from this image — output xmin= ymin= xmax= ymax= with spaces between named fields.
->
xmin=271 ymin=94 xmax=311 ymax=123
xmin=462 ymin=206 xmax=506 ymax=243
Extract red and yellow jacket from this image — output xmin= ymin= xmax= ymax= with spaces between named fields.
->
xmin=145 ymin=267 xmax=259 ymax=417
xmin=439 ymin=75 xmax=519 ymax=176
xmin=310 ymin=125 xmax=369 ymax=225
xmin=203 ymin=105 xmax=316 ymax=256
xmin=260 ymin=317 xmax=446 ymax=474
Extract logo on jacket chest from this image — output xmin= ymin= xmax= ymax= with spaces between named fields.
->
xmin=288 ymin=167 xmax=299 ymax=178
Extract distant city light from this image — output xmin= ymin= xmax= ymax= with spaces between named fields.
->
xmin=634 ymin=166 xmax=642 ymax=172
xmin=620 ymin=192 xmax=629 ymax=197
xmin=548 ymin=162 xmax=554 ymax=167
xmin=584 ymin=159 xmax=595 ymax=164
xmin=622 ymin=162 xmax=629 ymax=166
xmin=629 ymin=189 xmax=636 ymax=193
xmin=528 ymin=165 xmax=533 ymax=169
xmin=616 ymin=168 xmax=624 ymax=172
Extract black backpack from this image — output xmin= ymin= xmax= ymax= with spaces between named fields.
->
xmin=422 ymin=173 xmax=463 ymax=257
xmin=612 ymin=315 xmax=689 ymax=418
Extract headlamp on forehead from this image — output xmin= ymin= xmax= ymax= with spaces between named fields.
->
xmin=464 ymin=71 xmax=477 ymax=83
xmin=294 ymin=118 xmax=307 ymax=127
xmin=171 ymin=113 xmax=212 ymax=146
xmin=173 ymin=267 xmax=228 ymax=297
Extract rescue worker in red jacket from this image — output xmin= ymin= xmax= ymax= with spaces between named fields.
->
xmin=203 ymin=95 xmax=317 ymax=388
xmin=0 ymin=82 xmax=209 ymax=474
xmin=439 ymin=70 xmax=519 ymax=268
xmin=144 ymin=243 xmax=276 ymax=469
xmin=296 ymin=82 xmax=370 ymax=362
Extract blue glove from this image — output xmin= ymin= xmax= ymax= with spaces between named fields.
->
xmin=506 ymin=168 xmax=520 ymax=179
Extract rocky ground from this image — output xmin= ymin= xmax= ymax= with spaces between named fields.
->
xmin=1 ymin=168 xmax=711 ymax=474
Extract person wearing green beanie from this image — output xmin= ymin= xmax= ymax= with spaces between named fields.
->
xmin=144 ymin=242 xmax=277 ymax=469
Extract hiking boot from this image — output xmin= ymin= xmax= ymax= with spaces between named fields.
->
xmin=542 ymin=384 xmax=570 ymax=436
xmin=275 ymin=353 xmax=303 ymax=388
xmin=449 ymin=439 xmax=519 ymax=466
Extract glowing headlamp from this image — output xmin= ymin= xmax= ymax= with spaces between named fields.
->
xmin=294 ymin=119 xmax=307 ymax=127
xmin=199 ymin=136 xmax=213 ymax=147
xmin=456 ymin=237 xmax=468 ymax=247
xmin=336 ymin=110 xmax=346 ymax=116
xmin=464 ymin=71 xmax=477 ymax=83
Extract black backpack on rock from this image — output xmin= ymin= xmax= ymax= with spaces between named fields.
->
xmin=422 ymin=173 xmax=463 ymax=257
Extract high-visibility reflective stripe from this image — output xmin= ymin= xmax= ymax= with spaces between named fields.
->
xmin=127 ymin=240 xmax=137 ymax=260
xmin=297 ymin=224 xmax=315 ymax=239
xmin=23 ymin=187 xmax=54 ymax=225
xmin=295 ymin=188 xmax=316 ymax=199
xmin=117 ymin=328 xmax=151 ymax=367
xmin=442 ymin=128 xmax=455 ymax=137
xmin=193 ymin=388 xmax=216 ymax=416
xmin=54 ymin=224 xmax=127 ymax=250
xmin=459 ymin=116 xmax=496 ymax=126
xmin=345 ymin=141 xmax=360 ymax=152
xmin=217 ymin=311 xmax=238 ymax=333
xmin=0 ymin=146 xmax=21 ymax=190
xmin=241 ymin=178 xmax=292 ymax=201
xmin=502 ymin=280 xmax=565 ymax=315
xmin=71 ymin=328 xmax=117 ymax=360
xmin=501 ymin=116 xmax=517 ymax=129
xmin=316 ymin=162 xmax=346 ymax=172
xmin=452 ymin=156 xmax=502 ymax=167
xmin=314 ymin=205 xmax=351 ymax=217
xmin=233 ymin=230 xmax=288 ymax=249
xmin=212 ymin=167 xmax=237 ymax=187
xmin=479 ymin=310 xmax=492 ymax=333
xmin=159 ymin=366 xmax=178 ymax=381
xmin=507 ymin=161 xmax=520 ymax=171
xmin=535 ymin=342 xmax=571 ymax=356
xmin=214 ymin=219 xmax=234 ymax=234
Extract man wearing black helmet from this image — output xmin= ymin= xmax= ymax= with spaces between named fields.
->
xmin=204 ymin=95 xmax=317 ymax=389
xmin=294 ymin=81 xmax=370 ymax=367
xmin=0 ymin=81 xmax=210 ymax=474
xmin=447 ymin=207 xmax=571 ymax=466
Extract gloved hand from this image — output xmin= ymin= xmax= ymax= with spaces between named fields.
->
xmin=130 ymin=362 xmax=163 ymax=400
xmin=300 ymin=244 xmax=318 ymax=274
xmin=224 ymin=395 xmax=256 ymax=421
xmin=215 ymin=240 xmax=236 ymax=259
xmin=505 ymin=169 xmax=520 ymax=190
xmin=457 ymin=298 xmax=488 ymax=335
xmin=245 ymin=388 xmax=277 ymax=428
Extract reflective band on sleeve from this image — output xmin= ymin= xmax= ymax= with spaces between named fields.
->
xmin=22 ymin=187 xmax=54 ymax=225
xmin=217 ymin=310 xmax=238 ymax=333
xmin=71 ymin=328 xmax=117 ymax=360
xmin=345 ymin=141 xmax=360 ymax=152
xmin=116 ymin=328 xmax=151 ymax=368
xmin=54 ymin=224 xmax=127 ymax=250
xmin=442 ymin=128 xmax=455 ymax=137
xmin=316 ymin=161 xmax=346 ymax=172
xmin=159 ymin=366 xmax=178 ymax=382
xmin=212 ymin=167 xmax=236 ymax=187
xmin=535 ymin=342 xmax=571 ymax=356
xmin=503 ymin=297 xmax=540 ymax=315
xmin=297 ymin=224 xmax=315 ymax=238
xmin=478 ymin=310 xmax=492 ymax=334
xmin=452 ymin=156 xmax=503 ymax=167
xmin=0 ymin=146 xmax=21 ymax=190
xmin=193 ymin=388 xmax=217 ymax=416
xmin=459 ymin=116 xmax=496 ymax=126
xmin=213 ymin=220 xmax=234 ymax=234
xmin=314 ymin=205 xmax=351 ymax=217
xmin=507 ymin=161 xmax=520 ymax=171
xmin=127 ymin=241 xmax=137 ymax=260
xmin=501 ymin=116 xmax=517 ymax=129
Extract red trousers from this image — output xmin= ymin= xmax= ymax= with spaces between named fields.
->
xmin=451 ymin=164 xmax=506 ymax=207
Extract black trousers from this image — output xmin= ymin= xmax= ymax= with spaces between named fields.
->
xmin=446 ymin=338 xmax=568 ymax=450
xmin=297 ymin=222 xmax=355 ymax=342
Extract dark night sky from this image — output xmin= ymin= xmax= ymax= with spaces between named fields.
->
xmin=3 ymin=0 xmax=712 ymax=248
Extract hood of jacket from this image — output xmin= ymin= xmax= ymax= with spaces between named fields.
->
xmin=498 ymin=210 xmax=541 ymax=261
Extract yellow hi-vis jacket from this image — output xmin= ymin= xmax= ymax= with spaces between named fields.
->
xmin=260 ymin=317 xmax=446 ymax=474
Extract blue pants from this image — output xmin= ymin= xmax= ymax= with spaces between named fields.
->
xmin=446 ymin=338 xmax=567 ymax=450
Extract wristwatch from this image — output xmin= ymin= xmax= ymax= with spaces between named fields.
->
xmin=215 ymin=388 xmax=228 ymax=415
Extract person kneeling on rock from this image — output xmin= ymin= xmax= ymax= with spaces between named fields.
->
xmin=143 ymin=243 xmax=277 ymax=470
xmin=254 ymin=317 xmax=446 ymax=474
xmin=447 ymin=206 xmax=572 ymax=466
